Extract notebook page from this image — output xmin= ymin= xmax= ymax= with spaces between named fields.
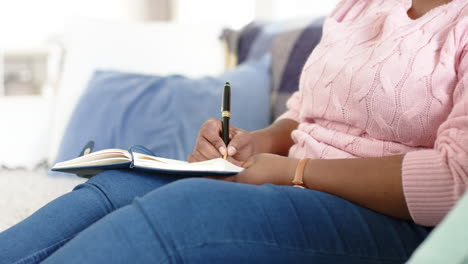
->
xmin=53 ymin=157 xmax=130 ymax=169
xmin=53 ymin=149 xmax=130 ymax=168
xmin=133 ymin=155 xmax=243 ymax=173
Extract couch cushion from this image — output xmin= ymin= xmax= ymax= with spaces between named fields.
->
xmin=52 ymin=56 xmax=271 ymax=172
xmin=48 ymin=20 xmax=225 ymax=164
xmin=271 ymin=18 xmax=325 ymax=120
xmin=221 ymin=18 xmax=325 ymax=121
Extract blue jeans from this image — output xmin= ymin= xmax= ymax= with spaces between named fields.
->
xmin=0 ymin=170 xmax=431 ymax=263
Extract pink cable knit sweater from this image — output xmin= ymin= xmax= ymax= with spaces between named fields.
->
xmin=279 ymin=0 xmax=468 ymax=226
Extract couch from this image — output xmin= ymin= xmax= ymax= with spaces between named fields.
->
xmin=0 ymin=17 xmax=324 ymax=231
xmin=1 ymin=17 xmax=466 ymax=263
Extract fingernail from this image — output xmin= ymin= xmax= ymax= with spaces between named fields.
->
xmin=219 ymin=147 xmax=227 ymax=156
xmin=228 ymin=146 xmax=236 ymax=156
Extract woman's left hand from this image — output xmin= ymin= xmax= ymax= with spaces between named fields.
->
xmin=220 ymin=153 xmax=300 ymax=185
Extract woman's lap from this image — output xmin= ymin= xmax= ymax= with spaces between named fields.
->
xmin=43 ymin=178 xmax=431 ymax=264
xmin=0 ymin=170 xmax=181 ymax=264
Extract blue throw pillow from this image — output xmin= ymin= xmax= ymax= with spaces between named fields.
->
xmin=53 ymin=56 xmax=271 ymax=168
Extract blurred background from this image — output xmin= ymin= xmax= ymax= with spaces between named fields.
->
xmin=0 ymin=0 xmax=339 ymax=169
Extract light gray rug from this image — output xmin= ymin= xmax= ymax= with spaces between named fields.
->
xmin=0 ymin=169 xmax=85 ymax=232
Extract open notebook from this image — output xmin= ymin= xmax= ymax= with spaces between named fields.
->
xmin=52 ymin=147 xmax=244 ymax=178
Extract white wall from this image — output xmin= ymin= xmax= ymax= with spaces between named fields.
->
xmin=0 ymin=0 xmax=340 ymax=47
xmin=255 ymin=0 xmax=341 ymax=20
xmin=173 ymin=0 xmax=255 ymax=29
xmin=0 ymin=0 xmax=149 ymax=48
xmin=173 ymin=0 xmax=340 ymax=29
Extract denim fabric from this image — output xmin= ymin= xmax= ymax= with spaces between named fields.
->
xmin=30 ymin=175 xmax=433 ymax=264
xmin=0 ymin=170 xmax=182 ymax=264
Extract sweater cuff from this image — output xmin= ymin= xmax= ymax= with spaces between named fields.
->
xmin=402 ymin=150 xmax=457 ymax=227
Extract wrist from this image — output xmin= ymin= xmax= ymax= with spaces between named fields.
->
xmin=288 ymin=158 xmax=301 ymax=185
xmin=251 ymin=129 xmax=273 ymax=154
xmin=273 ymin=157 xmax=299 ymax=186
xmin=252 ymin=119 xmax=298 ymax=155
xmin=302 ymin=159 xmax=323 ymax=190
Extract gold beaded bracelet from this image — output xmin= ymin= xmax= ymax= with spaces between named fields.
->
xmin=292 ymin=158 xmax=310 ymax=188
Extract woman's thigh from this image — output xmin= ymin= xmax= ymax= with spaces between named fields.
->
xmin=83 ymin=169 xmax=187 ymax=209
xmin=43 ymin=178 xmax=431 ymax=264
xmin=0 ymin=170 xmax=181 ymax=264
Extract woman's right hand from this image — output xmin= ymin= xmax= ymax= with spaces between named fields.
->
xmin=188 ymin=118 xmax=256 ymax=166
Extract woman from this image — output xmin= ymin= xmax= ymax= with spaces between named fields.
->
xmin=1 ymin=0 xmax=467 ymax=263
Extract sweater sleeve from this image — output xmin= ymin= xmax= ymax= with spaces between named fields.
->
xmin=402 ymin=46 xmax=468 ymax=227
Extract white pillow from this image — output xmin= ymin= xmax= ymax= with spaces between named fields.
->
xmin=48 ymin=19 xmax=224 ymax=164
xmin=0 ymin=96 xmax=52 ymax=169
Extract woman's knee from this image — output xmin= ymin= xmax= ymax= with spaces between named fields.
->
xmin=73 ymin=170 xmax=177 ymax=209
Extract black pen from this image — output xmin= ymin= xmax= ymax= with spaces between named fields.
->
xmin=221 ymin=82 xmax=231 ymax=160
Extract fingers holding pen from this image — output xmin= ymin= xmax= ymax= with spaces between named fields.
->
xmin=189 ymin=118 xmax=257 ymax=164
xmin=188 ymin=143 xmax=221 ymax=162
xmin=227 ymin=128 xmax=256 ymax=160
xmin=218 ymin=124 xmax=239 ymax=157
xmin=189 ymin=119 xmax=228 ymax=162
xmin=199 ymin=137 xmax=224 ymax=158
xmin=203 ymin=125 xmax=250 ymax=164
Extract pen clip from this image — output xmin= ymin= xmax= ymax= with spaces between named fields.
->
xmin=222 ymin=82 xmax=231 ymax=113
